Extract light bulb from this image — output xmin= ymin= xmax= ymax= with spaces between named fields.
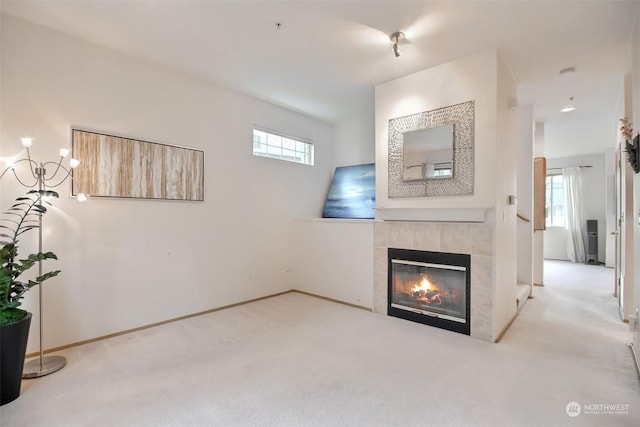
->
xmin=77 ymin=193 xmax=87 ymax=202
xmin=69 ymin=158 xmax=80 ymax=168
xmin=60 ymin=148 xmax=69 ymax=158
xmin=21 ymin=137 xmax=33 ymax=148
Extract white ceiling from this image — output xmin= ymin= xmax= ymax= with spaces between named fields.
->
xmin=1 ymin=0 xmax=638 ymax=158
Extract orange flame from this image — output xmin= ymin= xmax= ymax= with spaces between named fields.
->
xmin=411 ymin=276 xmax=436 ymax=293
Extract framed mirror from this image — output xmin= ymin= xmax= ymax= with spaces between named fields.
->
xmin=402 ymin=125 xmax=454 ymax=181
xmin=388 ymin=100 xmax=474 ymax=198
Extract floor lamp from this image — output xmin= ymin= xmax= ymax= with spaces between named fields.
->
xmin=0 ymin=137 xmax=86 ymax=378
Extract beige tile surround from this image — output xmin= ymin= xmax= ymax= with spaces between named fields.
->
xmin=374 ymin=220 xmax=494 ymax=341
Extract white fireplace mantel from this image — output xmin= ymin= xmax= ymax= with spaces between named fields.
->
xmin=376 ymin=208 xmax=490 ymax=223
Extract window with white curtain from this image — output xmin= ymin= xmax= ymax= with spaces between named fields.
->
xmin=562 ymin=167 xmax=585 ymax=263
xmin=545 ymin=174 xmax=565 ymax=227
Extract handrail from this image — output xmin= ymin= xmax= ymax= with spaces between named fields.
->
xmin=516 ymin=213 xmax=531 ymax=223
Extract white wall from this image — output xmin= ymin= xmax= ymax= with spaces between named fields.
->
xmin=374 ymin=50 xmax=500 ymax=213
xmin=631 ymin=4 xmax=640 ymax=369
xmin=605 ymin=146 xmax=617 ymax=267
xmin=0 ymin=15 xmax=335 ymax=353
xmin=544 ymin=112 xmax=619 ymax=159
xmin=543 ymin=154 xmax=607 ymax=263
xmin=622 ymin=72 xmax=636 ymax=322
xmin=333 ymin=108 xmax=375 ymax=167
xmin=291 ymin=219 xmax=373 ymax=308
xmin=493 ymin=53 xmax=518 ymax=338
xmin=516 ymin=106 xmax=534 ymax=288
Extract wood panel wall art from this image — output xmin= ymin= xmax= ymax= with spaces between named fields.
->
xmin=71 ymin=129 xmax=204 ymax=201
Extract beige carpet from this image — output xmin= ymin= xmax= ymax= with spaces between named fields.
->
xmin=0 ymin=260 xmax=638 ymax=426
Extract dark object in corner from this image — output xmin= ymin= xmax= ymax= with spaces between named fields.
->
xmin=625 ymin=134 xmax=640 ymax=173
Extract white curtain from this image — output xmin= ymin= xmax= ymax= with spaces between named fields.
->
xmin=563 ymin=167 xmax=585 ymax=263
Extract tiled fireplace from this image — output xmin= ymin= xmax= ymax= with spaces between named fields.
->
xmin=374 ymin=220 xmax=494 ymax=341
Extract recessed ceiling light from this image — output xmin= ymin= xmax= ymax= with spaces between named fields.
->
xmin=561 ymin=96 xmax=576 ymax=112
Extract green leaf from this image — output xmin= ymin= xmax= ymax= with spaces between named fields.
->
xmin=35 ymin=270 xmax=61 ymax=283
xmin=0 ymin=191 xmax=61 ymax=320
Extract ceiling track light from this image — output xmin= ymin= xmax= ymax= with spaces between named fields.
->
xmin=390 ymin=31 xmax=405 ymax=58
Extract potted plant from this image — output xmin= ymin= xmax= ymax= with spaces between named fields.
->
xmin=0 ymin=190 xmax=60 ymax=405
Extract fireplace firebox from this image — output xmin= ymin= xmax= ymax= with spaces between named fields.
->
xmin=388 ymin=248 xmax=470 ymax=335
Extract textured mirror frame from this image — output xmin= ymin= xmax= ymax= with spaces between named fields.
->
xmin=388 ymin=100 xmax=474 ymax=198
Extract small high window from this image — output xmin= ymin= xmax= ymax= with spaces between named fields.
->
xmin=252 ymin=127 xmax=313 ymax=165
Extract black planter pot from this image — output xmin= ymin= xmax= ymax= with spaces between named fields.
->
xmin=0 ymin=312 xmax=31 ymax=405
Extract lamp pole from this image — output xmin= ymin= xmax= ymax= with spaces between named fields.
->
xmin=1 ymin=138 xmax=86 ymax=378
xmin=22 ymin=165 xmax=66 ymax=377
